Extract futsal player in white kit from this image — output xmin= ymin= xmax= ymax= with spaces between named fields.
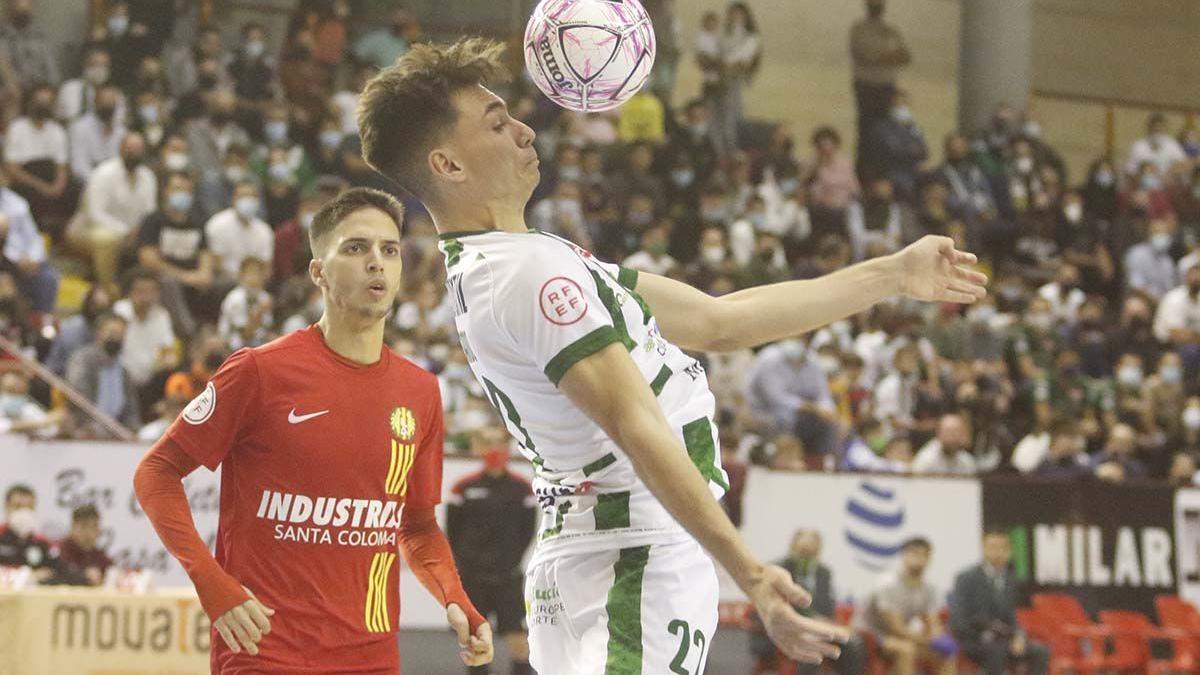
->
xmin=356 ymin=38 xmax=988 ymax=674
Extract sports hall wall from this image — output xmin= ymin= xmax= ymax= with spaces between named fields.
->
xmin=671 ymin=0 xmax=1200 ymax=181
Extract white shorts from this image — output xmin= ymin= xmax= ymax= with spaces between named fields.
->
xmin=524 ymin=537 xmax=719 ymax=675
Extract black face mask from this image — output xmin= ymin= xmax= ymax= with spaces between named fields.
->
xmin=210 ymin=110 xmax=230 ymax=125
xmin=10 ymin=11 xmax=30 ymax=28
xmin=867 ymin=3 xmax=884 ymax=18
xmin=103 ymin=338 xmax=123 ymax=357
xmin=30 ymin=104 xmax=51 ymax=120
xmin=123 ymin=155 xmax=143 ymax=172
xmin=0 ymin=297 xmax=15 ymax=316
xmin=96 ymin=106 xmax=116 ymax=123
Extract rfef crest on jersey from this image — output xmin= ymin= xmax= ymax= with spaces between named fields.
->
xmin=183 ymin=382 xmax=217 ymax=425
xmin=389 ymin=406 xmax=416 ymax=441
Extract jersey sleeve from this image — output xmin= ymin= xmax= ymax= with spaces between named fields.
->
xmin=404 ymin=378 xmax=445 ymax=510
xmin=491 ymin=247 xmax=629 ymax=386
xmin=164 ymin=348 xmax=262 ymax=470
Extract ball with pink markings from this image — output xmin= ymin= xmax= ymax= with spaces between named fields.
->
xmin=524 ymin=0 xmax=656 ymax=113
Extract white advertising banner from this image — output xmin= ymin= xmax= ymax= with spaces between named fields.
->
xmin=1173 ymin=488 xmax=1200 ymax=608
xmin=735 ymin=469 xmax=984 ymax=605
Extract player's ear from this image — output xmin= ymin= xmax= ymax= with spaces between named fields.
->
xmin=309 ymin=258 xmax=327 ymax=289
xmin=428 ymin=146 xmax=466 ymax=184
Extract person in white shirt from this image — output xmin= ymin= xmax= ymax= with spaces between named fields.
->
xmin=112 ymin=269 xmax=177 ymax=393
xmin=68 ymin=132 xmax=158 ymax=286
xmin=56 ymin=47 xmax=127 ymax=123
xmin=3 ymin=84 xmax=71 ymax=236
xmin=912 ymin=413 xmax=978 ymax=476
xmin=0 ymin=370 xmax=61 ymax=438
xmin=0 ymin=173 xmax=58 ymax=312
xmin=218 ymin=257 xmax=273 ymax=350
xmin=1036 ymin=263 xmax=1086 ymax=326
xmin=1154 ymin=264 xmax=1200 ymax=346
xmin=204 ymin=180 xmax=273 ymax=285
xmin=68 ymin=84 xmax=125 ymax=183
xmin=1125 ymin=113 xmax=1187 ymax=177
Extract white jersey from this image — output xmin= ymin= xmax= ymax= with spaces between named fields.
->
xmin=439 ymin=229 xmax=728 ymax=559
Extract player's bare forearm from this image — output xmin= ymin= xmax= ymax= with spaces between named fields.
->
xmin=637 ymin=255 xmax=899 ymax=352
xmin=639 ymin=236 xmax=986 ymax=352
xmin=558 ymin=342 xmax=764 ymax=591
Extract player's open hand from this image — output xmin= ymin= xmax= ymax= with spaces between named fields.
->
xmin=894 ymin=235 xmax=989 ymax=304
xmin=447 ymin=603 xmax=493 ymax=666
xmin=214 ymin=586 xmax=275 ymax=656
xmin=749 ymin=565 xmax=849 ymax=664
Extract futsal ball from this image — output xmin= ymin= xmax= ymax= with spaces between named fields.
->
xmin=524 ymin=0 xmax=656 ymax=113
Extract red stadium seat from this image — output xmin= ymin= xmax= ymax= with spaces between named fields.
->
xmin=1018 ymin=606 xmax=1107 ymax=675
xmin=1099 ymin=609 xmax=1196 ymax=675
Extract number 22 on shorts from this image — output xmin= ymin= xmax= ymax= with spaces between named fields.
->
xmin=668 ymin=619 xmax=707 ymax=675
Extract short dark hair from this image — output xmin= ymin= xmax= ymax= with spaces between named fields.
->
xmin=309 ymin=187 xmax=404 ymax=254
xmin=72 ymin=504 xmax=100 ymax=523
xmin=123 ymin=266 xmax=160 ymax=293
xmin=5 ymin=483 xmax=33 ymax=504
xmin=812 ymin=126 xmax=841 ymax=147
xmin=902 ymin=536 xmax=932 ymax=552
xmin=983 ymin=527 xmax=1009 ymax=540
xmin=357 ymin=38 xmax=510 ymax=200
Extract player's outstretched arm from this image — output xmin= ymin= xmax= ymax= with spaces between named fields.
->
xmin=397 ymin=506 xmax=493 ymax=666
xmin=636 ymin=235 xmax=987 ymax=352
xmin=558 ymin=342 xmax=849 ymax=663
xmin=133 ymin=438 xmax=274 ymax=655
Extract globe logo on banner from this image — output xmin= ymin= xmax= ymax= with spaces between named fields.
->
xmin=844 ymin=481 xmax=906 ymax=571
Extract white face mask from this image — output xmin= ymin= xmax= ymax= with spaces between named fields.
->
xmin=1063 ymin=203 xmax=1083 ymax=223
xmin=1185 ymin=406 xmax=1200 ymax=431
xmin=701 ymin=246 xmax=725 ymax=265
xmin=164 ymin=152 xmax=189 ymax=172
xmin=7 ymin=508 xmax=36 ymax=538
xmin=1015 ymin=157 xmax=1034 ymax=174
xmin=235 ymin=196 xmax=259 ymax=219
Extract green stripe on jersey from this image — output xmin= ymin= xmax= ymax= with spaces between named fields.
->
xmin=442 ymin=239 xmax=464 ymax=267
xmin=544 ymin=326 xmax=622 ymax=386
xmin=588 ymin=270 xmax=637 ymax=351
xmin=583 ymin=453 xmax=617 ymax=476
xmin=594 ymin=491 xmax=631 ymax=530
xmin=604 ymin=545 xmax=650 ymax=675
xmin=649 ymin=365 xmax=672 ymax=396
xmin=682 ymin=417 xmax=730 ymax=491
xmin=616 ymin=265 xmax=638 ymax=290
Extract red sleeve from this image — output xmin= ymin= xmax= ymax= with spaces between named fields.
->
xmin=133 ymin=437 xmax=250 ymax=620
xmin=397 ymin=506 xmax=486 ymax=633
xmin=165 ymin=348 xmax=262 ymax=470
xmin=403 ymin=379 xmax=445 ymax=510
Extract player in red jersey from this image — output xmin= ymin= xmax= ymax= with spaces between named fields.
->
xmin=133 ymin=187 xmax=492 ymax=674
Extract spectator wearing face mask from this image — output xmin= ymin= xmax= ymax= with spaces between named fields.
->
xmin=227 ymin=22 xmax=278 ymax=103
xmin=862 ymin=89 xmax=927 ymax=202
xmin=68 ymin=131 xmax=157 ymax=287
xmin=0 ymin=484 xmax=59 ymax=583
xmin=1082 ymin=157 xmax=1120 ymax=223
xmin=0 ymin=370 xmax=60 ymax=437
xmin=1176 ymin=397 xmax=1200 ymax=456
xmin=530 ymin=179 xmax=591 ymax=250
xmin=745 ymin=338 xmax=841 ymax=456
xmin=68 ymin=84 xmax=125 ymax=183
xmin=1123 ymin=162 xmax=1176 ymax=221
xmin=1153 ymin=263 xmax=1200 ymax=354
xmin=1037 ymin=263 xmax=1086 ymax=326
xmin=45 ymin=284 xmax=113 ymax=376
xmin=197 ymin=143 xmax=250 ymax=222
xmin=154 ymin=134 xmax=193 ymax=180
xmin=1126 ymin=113 xmax=1187 ymax=178
xmin=666 ymin=100 xmax=720 ymax=190
xmin=66 ymin=312 xmax=141 ymax=435
xmin=1147 ymin=352 xmax=1187 ymax=438
xmin=94 ymin=0 xmax=154 ymax=90
xmin=623 ymin=224 xmax=678 ymax=277
xmin=846 ymin=177 xmax=914 ymax=261
xmin=1054 ymin=192 xmax=1114 ymax=295
xmin=4 ymin=83 xmax=72 ymax=238
xmin=185 ymin=89 xmax=251 ymax=182
xmin=1125 ymin=219 xmax=1179 ymax=301
xmin=1110 ymin=295 xmax=1162 ymax=370
xmin=136 ymin=172 xmax=214 ymax=335
xmin=132 ymin=90 xmax=170 ymax=153
xmin=1112 ymin=352 xmax=1155 ymax=430
xmin=204 ymin=179 xmax=273 ymax=287
xmin=56 ymin=48 xmax=125 ymax=124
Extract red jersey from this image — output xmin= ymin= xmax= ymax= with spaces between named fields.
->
xmin=165 ymin=326 xmax=443 ymax=674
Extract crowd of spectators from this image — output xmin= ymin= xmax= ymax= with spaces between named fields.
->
xmin=0 ymin=0 xmax=1198 ymax=490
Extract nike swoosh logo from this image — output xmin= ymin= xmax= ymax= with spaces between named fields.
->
xmin=288 ymin=408 xmax=330 ymax=424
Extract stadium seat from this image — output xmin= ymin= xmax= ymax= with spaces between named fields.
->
xmin=1099 ymin=609 xmax=1196 ymax=675
xmin=1018 ymin=606 xmax=1107 ymax=675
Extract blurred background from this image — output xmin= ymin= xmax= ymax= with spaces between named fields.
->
xmin=3 ymin=0 xmax=1200 ymax=673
